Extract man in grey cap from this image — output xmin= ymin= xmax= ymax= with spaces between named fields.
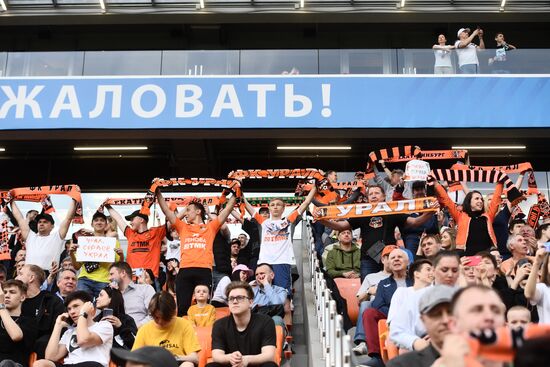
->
xmin=111 ymin=346 xmax=178 ymax=367
xmin=387 ymin=285 xmax=456 ymax=367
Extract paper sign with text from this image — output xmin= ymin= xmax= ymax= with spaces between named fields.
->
xmin=76 ymin=236 xmax=116 ymax=263
xmin=405 ymin=160 xmax=431 ymax=182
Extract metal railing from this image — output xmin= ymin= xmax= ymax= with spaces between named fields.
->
xmin=306 ymin=220 xmax=352 ymax=367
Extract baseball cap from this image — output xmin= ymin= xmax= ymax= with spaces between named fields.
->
xmin=232 ymin=264 xmax=253 ymax=276
xmin=124 ymin=209 xmax=149 ymax=223
xmin=92 ymin=211 xmax=107 ymax=221
xmin=382 ymin=245 xmax=399 ymax=258
xmin=418 ymin=285 xmax=457 ymax=314
xmin=35 ymin=213 xmax=55 ymax=225
xmin=457 ymin=27 xmax=471 ymax=37
xmin=111 ymin=346 xmax=178 ymax=367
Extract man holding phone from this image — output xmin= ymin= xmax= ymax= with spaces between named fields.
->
xmin=455 ymin=26 xmax=485 ymax=74
xmin=33 ymin=291 xmax=113 ymax=367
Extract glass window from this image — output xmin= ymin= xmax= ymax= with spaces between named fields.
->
xmin=6 ymin=52 xmax=84 ymax=76
xmin=83 ymin=51 xmax=162 ymax=75
xmin=240 ymin=50 xmax=318 ymax=75
xmin=0 ymin=53 xmax=6 ymax=77
xmin=320 ymin=49 xmax=396 ymax=74
xmin=162 ymin=50 xmax=239 ymax=75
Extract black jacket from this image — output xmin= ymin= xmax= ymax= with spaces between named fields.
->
xmin=95 ymin=311 xmax=137 ymax=350
xmin=22 ymin=290 xmax=65 ymax=338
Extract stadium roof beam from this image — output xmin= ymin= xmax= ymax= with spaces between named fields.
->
xmin=0 ymin=0 xmax=7 ymax=12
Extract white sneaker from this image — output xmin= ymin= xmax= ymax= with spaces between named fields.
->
xmin=352 ymin=341 xmax=368 ymax=355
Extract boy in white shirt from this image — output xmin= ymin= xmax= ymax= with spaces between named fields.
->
xmin=33 ymin=291 xmax=113 ymax=367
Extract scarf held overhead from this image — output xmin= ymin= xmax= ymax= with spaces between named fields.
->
xmin=313 ymin=197 xmax=439 ymax=221
xmin=140 ymin=178 xmax=242 ymax=216
xmin=429 ymin=169 xmax=524 ymax=206
xmin=5 ymin=185 xmax=83 ymax=224
xmin=228 ymin=168 xmax=339 ymax=205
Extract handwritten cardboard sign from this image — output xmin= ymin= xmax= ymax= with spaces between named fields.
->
xmin=404 ymin=160 xmax=431 ymax=182
xmin=76 ymin=236 xmax=116 ymax=263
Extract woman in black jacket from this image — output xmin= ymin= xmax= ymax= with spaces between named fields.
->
xmin=94 ymin=286 xmax=137 ymax=350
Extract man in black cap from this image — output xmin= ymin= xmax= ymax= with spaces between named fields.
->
xmin=106 ymin=206 xmax=166 ymax=281
xmin=387 ymin=285 xmax=456 ymax=367
xmin=10 ymin=199 xmax=77 ymax=272
xmin=112 ymin=346 xmax=178 ymax=367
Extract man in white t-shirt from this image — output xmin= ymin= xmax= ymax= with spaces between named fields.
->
xmin=243 ymin=186 xmax=316 ymax=295
xmin=33 ymin=290 xmax=113 ymax=367
xmin=454 ymin=27 xmax=485 ymax=74
xmin=10 ymin=200 xmax=76 ymax=271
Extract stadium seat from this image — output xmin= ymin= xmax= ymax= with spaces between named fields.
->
xmin=378 ymin=319 xmax=390 ymax=363
xmin=215 ymin=307 xmax=230 ymax=319
xmin=378 ymin=319 xmax=399 ymax=362
xmin=333 ymin=278 xmax=361 ymax=324
xmin=195 ymin=325 xmax=213 ymax=367
xmin=275 ymin=325 xmax=283 ymax=366
xmin=29 ymin=352 xmax=37 ymax=366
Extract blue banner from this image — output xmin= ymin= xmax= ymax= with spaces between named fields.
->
xmin=0 ymin=75 xmax=549 ymax=129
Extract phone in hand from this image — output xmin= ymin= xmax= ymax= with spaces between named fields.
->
xmin=516 ymin=258 xmax=532 ymax=269
xmin=103 ymin=308 xmax=113 ymax=317
xmin=62 ymin=315 xmax=75 ymax=326
xmin=134 ymin=268 xmax=144 ymax=277
xmin=465 ymin=256 xmax=482 ymax=267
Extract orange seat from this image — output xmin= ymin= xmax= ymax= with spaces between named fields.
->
xmin=378 ymin=319 xmax=389 ymax=363
xmin=378 ymin=319 xmax=399 ymax=362
xmin=195 ymin=325 xmax=213 ymax=367
xmin=29 ymin=352 xmax=37 ymax=366
xmin=333 ymin=278 xmax=361 ymax=324
xmin=275 ymin=325 xmax=284 ymax=366
xmin=215 ymin=307 xmax=230 ymax=319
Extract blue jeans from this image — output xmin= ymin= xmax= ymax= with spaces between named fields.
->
xmin=354 ymin=300 xmax=373 ymax=343
xmin=272 ymin=263 xmax=292 ymax=296
xmin=212 ymin=269 xmax=227 ymax=291
xmin=360 ymin=258 xmax=382 ymax=282
xmin=459 ymin=64 xmax=478 ymax=74
xmin=312 ymin=221 xmax=326 ymax=255
xmin=77 ymin=277 xmax=109 ymax=299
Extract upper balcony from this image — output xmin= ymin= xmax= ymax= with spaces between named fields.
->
xmin=1 ymin=48 xmax=550 ymax=77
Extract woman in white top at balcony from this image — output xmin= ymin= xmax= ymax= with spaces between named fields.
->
xmin=432 ymin=34 xmax=455 ymax=74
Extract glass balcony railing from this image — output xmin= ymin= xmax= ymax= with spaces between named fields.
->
xmin=2 ymin=48 xmax=550 ymax=77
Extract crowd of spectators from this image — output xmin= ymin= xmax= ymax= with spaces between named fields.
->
xmin=311 ymin=163 xmax=550 ymax=367
xmin=0 ymin=183 xmax=317 ymax=367
xmin=0 ymin=155 xmax=548 ymax=367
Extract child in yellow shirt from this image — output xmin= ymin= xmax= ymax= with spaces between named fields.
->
xmin=187 ymin=284 xmax=216 ymax=327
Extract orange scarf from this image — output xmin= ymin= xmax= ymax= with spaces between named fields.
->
xmin=452 ymin=162 xmax=538 ymax=195
xmin=140 ymin=178 xmax=242 ymax=216
xmin=314 ymin=197 xmax=438 ymax=220
xmin=429 ymin=168 xmax=524 ymax=206
xmin=228 ymin=168 xmax=339 ymax=205
xmin=100 ymin=196 xmax=221 ymax=213
xmin=3 ymin=185 xmax=83 ymax=223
